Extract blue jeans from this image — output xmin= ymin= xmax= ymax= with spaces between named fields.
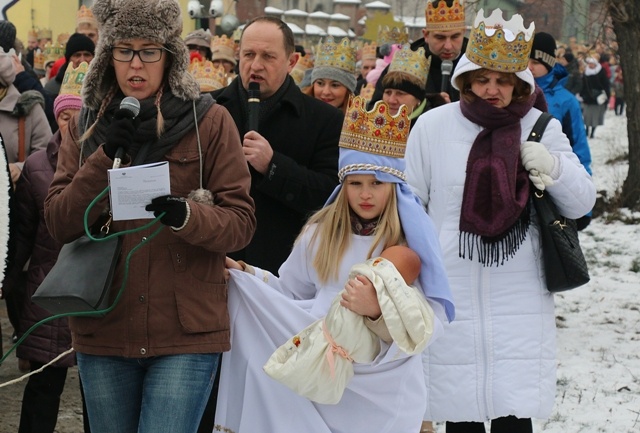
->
xmin=77 ymin=352 xmax=219 ymax=433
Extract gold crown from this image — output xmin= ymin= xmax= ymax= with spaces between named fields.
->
xmin=295 ymin=54 xmax=314 ymax=71
xmin=188 ymin=58 xmax=228 ymax=92
xmin=57 ymin=32 xmax=70 ymax=45
xmin=315 ymin=36 xmax=356 ymax=74
xmin=426 ymin=0 xmax=466 ymax=32
xmin=340 ymin=95 xmax=410 ymax=160
xmin=377 ymin=26 xmax=409 ymax=46
xmin=77 ymin=5 xmax=97 ymax=27
xmin=388 ymin=45 xmax=431 ymax=86
xmin=232 ymin=27 xmax=242 ymax=42
xmin=33 ymin=49 xmax=45 ymax=71
xmin=362 ymin=42 xmax=377 ymax=60
xmin=210 ymin=35 xmax=236 ymax=64
xmin=358 ymin=84 xmax=375 ymax=102
xmin=466 ymin=9 xmax=535 ymax=73
xmin=27 ymin=29 xmax=38 ymax=41
xmin=211 ymin=35 xmax=236 ymax=52
xmin=60 ymin=61 xmax=89 ymax=97
xmin=37 ymin=28 xmax=52 ymax=41
xmin=43 ymin=41 xmax=65 ymax=65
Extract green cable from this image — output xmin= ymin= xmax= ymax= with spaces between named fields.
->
xmin=0 ymin=186 xmax=165 ymax=365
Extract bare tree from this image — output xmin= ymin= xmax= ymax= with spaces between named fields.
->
xmin=607 ymin=0 xmax=640 ymax=208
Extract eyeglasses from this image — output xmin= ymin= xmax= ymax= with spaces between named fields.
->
xmin=110 ymin=47 xmax=168 ymax=63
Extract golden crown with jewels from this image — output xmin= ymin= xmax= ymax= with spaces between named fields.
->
xmin=426 ymin=0 xmax=466 ymax=32
xmin=33 ymin=49 xmax=45 ymax=72
xmin=43 ymin=41 xmax=65 ymax=65
xmin=57 ymin=32 xmax=70 ymax=45
xmin=388 ymin=45 xmax=431 ymax=86
xmin=361 ymin=42 xmax=377 ymax=60
xmin=60 ymin=61 xmax=88 ymax=97
xmin=290 ymin=54 xmax=314 ymax=85
xmin=315 ymin=36 xmax=356 ymax=74
xmin=466 ymin=9 xmax=535 ymax=73
xmin=377 ymin=26 xmax=409 ymax=46
xmin=37 ymin=28 xmax=52 ymax=41
xmin=188 ymin=58 xmax=228 ymax=92
xmin=340 ymin=95 xmax=410 ymax=159
xmin=210 ymin=35 xmax=237 ymax=64
xmin=76 ymin=5 xmax=97 ymax=28
xmin=27 ymin=29 xmax=38 ymax=42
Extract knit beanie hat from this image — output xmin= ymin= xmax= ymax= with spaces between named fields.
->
xmin=530 ymin=32 xmax=557 ymax=72
xmin=83 ymin=0 xmax=200 ymax=111
xmin=311 ymin=66 xmax=356 ymax=93
xmin=311 ymin=37 xmax=357 ymax=93
xmin=64 ymin=33 xmax=95 ymax=62
xmin=0 ymin=21 xmax=16 ymax=53
xmin=0 ymin=49 xmax=15 ymax=86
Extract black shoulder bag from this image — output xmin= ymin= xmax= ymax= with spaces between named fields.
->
xmin=528 ymin=112 xmax=590 ymax=292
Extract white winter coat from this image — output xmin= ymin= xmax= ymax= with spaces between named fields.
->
xmin=405 ymin=102 xmax=596 ymax=422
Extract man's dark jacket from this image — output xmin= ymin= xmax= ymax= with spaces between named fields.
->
xmin=369 ymin=37 xmax=469 ymax=108
xmin=212 ymin=77 xmax=342 ymax=273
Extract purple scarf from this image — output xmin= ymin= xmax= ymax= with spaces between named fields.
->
xmin=459 ymin=93 xmax=536 ymax=265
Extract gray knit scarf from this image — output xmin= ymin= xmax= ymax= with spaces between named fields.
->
xmin=79 ymin=89 xmax=215 ymax=164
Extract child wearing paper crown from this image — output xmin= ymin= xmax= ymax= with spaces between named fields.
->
xmin=1 ymin=62 xmax=89 ymax=433
xmin=220 ymin=95 xmax=454 ymax=432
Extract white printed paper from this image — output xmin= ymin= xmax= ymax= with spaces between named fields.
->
xmin=108 ymin=161 xmax=171 ymax=221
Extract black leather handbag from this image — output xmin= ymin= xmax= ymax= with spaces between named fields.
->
xmin=528 ymin=113 xmax=590 ymax=292
xmin=31 ymin=232 xmax=122 ymax=316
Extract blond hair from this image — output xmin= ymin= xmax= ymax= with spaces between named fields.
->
xmin=299 ymin=182 xmax=404 ymax=284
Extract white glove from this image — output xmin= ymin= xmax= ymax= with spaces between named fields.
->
xmin=521 ymin=141 xmax=555 ymax=175
xmin=529 ymin=170 xmax=554 ymax=191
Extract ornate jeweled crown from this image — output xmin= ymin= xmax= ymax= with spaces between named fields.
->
xmin=388 ymin=45 xmax=431 ymax=86
xmin=57 ymin=32 xmax=70 ymax=45
xmin=60 ymin=62 xmax=88 ymax=97
xmin=211 ymin=35 xmax=236 ymax=52
xmin=43 ymin=41 xmax=65 ymax=65
xmin=27 ymin=29 xmax=38 ymax=42
xmin=295 ymin=54 xmax=315 ymax=71
xmin=341 ymin=95 xmax=409 ymax=158
xmin=315 ymin=36 xmax=356 ymax=74
xmin=77 ymin=5 xmax=97 ymax=27
xmin=33 ymin=49 xmax=45 ymax=71
xmin=361 ymin=42 xmax=377 ymax=60
xmin=426 ymin=0 xmax=466 ymax=32
xmin=37 ymin=28 xmax=52 ymax=41
xmin=359 ymin=84 xmax=375 ymax=102
xmin=377 ymin=26 xmax=409 ymax=46
xmin=188 ymin=58 xmax=227 ymax=92
xmin=466 ymin=9 xmax=535 ymax=73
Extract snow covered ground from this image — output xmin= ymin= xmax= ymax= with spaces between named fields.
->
xmin=533 ymin=110 xmax=640 ymax=433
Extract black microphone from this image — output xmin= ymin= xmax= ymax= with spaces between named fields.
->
xmin=113 ymin=96 xmax=140 ymax=168
xmin=247 ymin=82 xmax=260 ymax=132
xmin=441 ymin=60 xmax=454 ymax=93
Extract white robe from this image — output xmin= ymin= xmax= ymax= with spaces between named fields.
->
xmin=215 ymin=228 xmax=444 ymax=433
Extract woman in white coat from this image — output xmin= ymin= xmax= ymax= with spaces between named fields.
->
xmin=405 ymin=9 xmax=596 ymax=433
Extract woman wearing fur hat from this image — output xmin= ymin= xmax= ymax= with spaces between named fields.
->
xmin=406 ymin=9 xmax=595 ymax=433
xmin=43 ymin=1 xmax=256 ymax=432
xmin=304 ymin=37 xmax=357 ymax=113
xmin=579 ymin=56 xmax=611 ymax=139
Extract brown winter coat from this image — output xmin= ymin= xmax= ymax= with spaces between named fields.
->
xmin=44 ymin=103 xmax=256 ymax=357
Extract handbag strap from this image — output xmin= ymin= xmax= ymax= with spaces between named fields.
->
xmin=18 ymin=117 xmax=26 ymax=162
xmin=527 ymin=112 xmax=553 ymax=143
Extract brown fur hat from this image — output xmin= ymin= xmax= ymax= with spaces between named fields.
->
xmin=82 ymin=0 xmax=200 ymax=110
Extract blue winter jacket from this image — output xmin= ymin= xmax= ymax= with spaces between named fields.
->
xmin=535 ymin=64 xmax=593 ymax=217
xmin=535 ymin=64 xmax=592 ymax=176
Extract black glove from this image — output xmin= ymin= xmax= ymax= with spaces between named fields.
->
xmin=145 ymin=195 xmax=189 ymax=228
xmin=103 ymin=108 xmax=138 ymax=160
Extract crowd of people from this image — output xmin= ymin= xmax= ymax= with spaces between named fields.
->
xmin=0 ymin=0 xmax=614 ymax=432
